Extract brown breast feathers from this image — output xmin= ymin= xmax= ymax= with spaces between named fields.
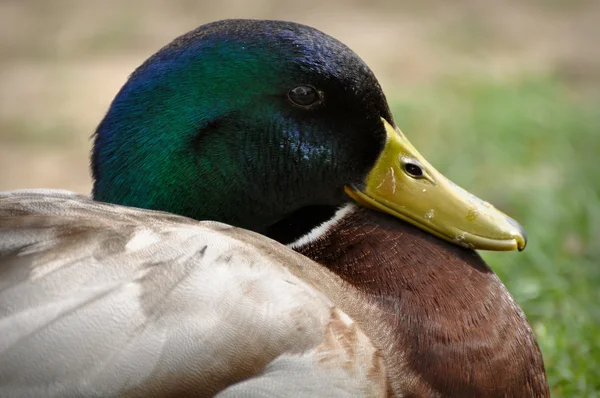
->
xmin=295 ymin=206 xmax=549 ymax=397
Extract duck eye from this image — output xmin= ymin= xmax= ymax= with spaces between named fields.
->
xmin=288 ymin=86 xmax=320 ymax=107
xmin=404 ymin=162 xmax=423 ymax=178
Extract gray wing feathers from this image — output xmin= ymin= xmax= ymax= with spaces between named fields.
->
xmin=0 ymin=190 xmax=387 ymax=397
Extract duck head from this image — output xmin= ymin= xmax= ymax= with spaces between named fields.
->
xmin=92 ymin=19 xmax=526 ymax=251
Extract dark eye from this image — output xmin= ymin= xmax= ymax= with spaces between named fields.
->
xmin=404 ymin=162 xmax=423 ymax=178
xmin=288 ymin=86 xmax=320 ymax=107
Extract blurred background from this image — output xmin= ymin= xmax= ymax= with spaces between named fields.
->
xmin=1 ymin=0 xmax=598 ymax=395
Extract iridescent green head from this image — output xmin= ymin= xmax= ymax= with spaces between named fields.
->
xmin=93 ymin=19 xmax=391 ymax=241
xmin=93 ymin=19 xmax=527 ymax=250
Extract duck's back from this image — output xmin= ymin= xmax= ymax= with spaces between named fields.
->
xmin=0 ymin=190 xmax=387 ymax=397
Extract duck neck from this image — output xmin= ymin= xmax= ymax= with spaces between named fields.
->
xmin=289 ymin=203 xmax=494 ymax=303
xmin=265 ymin=205 xmax=341 ymax=245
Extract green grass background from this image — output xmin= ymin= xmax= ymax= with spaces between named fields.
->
xmin=1 ymin=1 xmax=598 ymax=396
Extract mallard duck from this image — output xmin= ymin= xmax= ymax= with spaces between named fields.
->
xmin=0 ymin=19 xmax=548 ymax=397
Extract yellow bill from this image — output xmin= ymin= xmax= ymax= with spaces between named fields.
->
xmin=345 ymin=118 xmax=527 ymax=251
